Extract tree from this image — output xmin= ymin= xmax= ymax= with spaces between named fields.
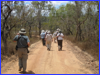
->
xmin=31 ymin=1 xmax=52 ymax=35
xmin=1 ymin=1 xmax=14 ymax=53
xmin=1 ymin=1 xmax=25 ymax=53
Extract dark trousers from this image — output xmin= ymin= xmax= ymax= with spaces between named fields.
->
xmin=42 ymin=38 xmax=45 ymax=45
xmin=58 ymin=40 xmax=63 ymax=49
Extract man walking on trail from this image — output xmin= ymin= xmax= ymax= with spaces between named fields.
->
xmin=53 ymin=31 xmax=57 ymax=43
xmin=56 ymin=28 xmax=60 ymax=42
xmin=13 ymin=28 xmax=30 ymax=73
xmin=40 ymin=30 xmax=46 ymax=46
xmin=45 ymin=30 xmax=53 ymax=51
xmin=57 ymin=30 xmax=64 ymax=51
xmin=45 ymin=30 xmax=48 ymax=46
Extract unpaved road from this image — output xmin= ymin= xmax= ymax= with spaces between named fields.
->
xmin=1 ymin=40 xmax=99 ymax=74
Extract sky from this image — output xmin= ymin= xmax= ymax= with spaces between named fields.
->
xmin=24 ymin=1 xmax=74 ymax=9
xmin=51 ymin=1 xmax=71 ymax=8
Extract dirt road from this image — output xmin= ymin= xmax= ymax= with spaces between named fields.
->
xmin=1 ymin=40 xmax=99 ymax=74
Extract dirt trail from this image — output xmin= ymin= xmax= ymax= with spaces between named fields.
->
xmin=1 ymin=40 xmax=99 ymax=74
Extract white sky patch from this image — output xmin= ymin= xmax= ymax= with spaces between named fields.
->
xmin=24 ymin=1 xmax=70 ymax=9
xmin=70 ymin=1 xmax=75 ymax=5
xmin=51 ymin=1 xmax=70 ymax=9
xmin=24 ymin=1 xmax=32 ymax=6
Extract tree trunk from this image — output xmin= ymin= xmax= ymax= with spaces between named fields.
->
xmin=15 ymin=26 xmax=16 ymax=34
xmin=38 ymin=21 xmax=41 ymax=35
xmin=75 ymin=24 xmax=82 ymax=41
xmin=1 ymin=32 xmax=8 ymax=54
xmin=29 ymin=25 xmax=32 ymax=38
xmin=3 ymin=38 xmax=7 ymax=54
xmin=9 ymin=32 xmax=12 ymax=39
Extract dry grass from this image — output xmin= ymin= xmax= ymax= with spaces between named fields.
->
xmin=65 ymin=35 xmax=99 ymax=60
xmin=1 ymin=35 xmax=40 ymax=62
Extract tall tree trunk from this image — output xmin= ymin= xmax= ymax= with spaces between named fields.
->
xmin=1 ymin=32 xmax=8 ymax=54
xmin=15 ymin=25 xmax=16 ymax=34
xmin=29 ymin=25 xmax=32 ymax=38
xmin=9 ymin=32 xmax=12 ymax=39
xmin=75 ymin=24 xmax=82 ymax=41
xmin=38 ymin=21 xmax=41 ymax=35
xmin=3 ymin=38 xmax=7 ymax=54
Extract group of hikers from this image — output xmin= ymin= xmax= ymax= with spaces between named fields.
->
xmin=13 ymin=28 xmax=64 ymax=73
xmin=40 ymin=28 xmax=64 ymax=51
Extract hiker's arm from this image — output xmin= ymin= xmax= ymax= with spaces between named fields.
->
xmin=61 ymin=35 xmax=64 ymax=38
xmin=27 ymin=36 xmax=30 ymax=47
xmin=27 ymin=42 xmax=30 ymax=47
xmin=51 ymin=35 xmax=53 ymax=41
xmin=56 ymin=34 xmax=59 ymax=38
xmin=61 ymin=34 xmax=64 ymax=38
xmin=13 ymin=35 xmax=19 ymax=42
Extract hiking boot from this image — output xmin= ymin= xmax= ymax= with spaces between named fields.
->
xmin=19 ymin=68 xmax=22 ymax=71
xmin=48 ymin=48 xmax=50 ymax=51
xmin=60 ymin=48 xmax=62 ymax=50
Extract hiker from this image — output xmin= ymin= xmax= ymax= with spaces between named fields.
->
xmin=57 ymin=30 xmax=64 ymax=51
xmin=45 ymin=30 xmax=48 ymax=46
xmin=45 ymin=30 xmax=53 ymax=51
xmin=13 ymin=28 xmax=30 ymax=73
xmin=53 ymin=31 xmax=57 ymax=43
xmin=40 ymin=30 xmax=46 ymax=46
xmin=56 ymin=29 xmax=60 ymax=42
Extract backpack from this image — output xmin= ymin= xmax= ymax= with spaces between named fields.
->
xmin=15 ymin=35 xmax=29 ymax=53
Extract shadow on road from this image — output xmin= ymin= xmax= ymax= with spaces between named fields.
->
xmin=49 ymin=50 xmax=54 ymax=51
xmin=19 ymin=70 xmax=35 ymax=74
xmin=59 ymin=50 xmax=66 ymax=51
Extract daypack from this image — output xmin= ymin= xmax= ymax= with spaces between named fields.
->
xmin=46 ymin=34 xmax=52 ymax=41
xmin=15 ymin=35 xmax=29 ymax=53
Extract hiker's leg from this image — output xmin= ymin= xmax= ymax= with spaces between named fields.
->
xmin=46 ymin=41 xmax=49 ymax=49
xmin=54 ymin=37 xmax=56 ymax=42
xmin=58 ymin=40 xmax=60 ymax=50
xmin=43 ymin=38 xmax=45 ymax=45
xmin=55 ymin=37 xmax=57 ymax=42
xmin=22 ymin=58 xmax=27 ymax=72
xmin=49 ymin=41 xmax=51 ymax=50
xmin=19 ymin=58 xmax=23 ymax=69
xmin=48 ymin=41 xmax=50 ymax=50
xmin=22 ymin=48 xmax=28 ymax=72
xmin=61 ymin=40 xmax=63 ymax=50
xmin=42 ymin=38 xmax=43 ymax=44
xmin=42 ymin=38 xmax=45 ymax=45
xmin=58 ymin=40 xmax=60 ymax=46
xmin=18 ymin=49 xmax=23 ymax=69
xmin=59 ymin=40 xmax=62 ymax=50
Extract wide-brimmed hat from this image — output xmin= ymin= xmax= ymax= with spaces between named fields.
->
xmin=19 ymin=28 xmax=26 ymax=34
xmin=57 ymin=28 xmax=60 ymax=31
xmin=41 ymin=30 xmax=45 ymax=33
xmin=59 ymin=30 xmax=62 ymax=33
xmin=47 ymin=30 xmax=50 ymax=33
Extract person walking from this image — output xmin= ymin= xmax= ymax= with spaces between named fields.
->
xmin=45 ymin=30 xmax=53 ymax=51
xmin=57 ymin=30 xmax=64 ymax=51
xmin=45 ymin=30 xmax=48 ymax=46
xmin=53 ymin=31 xmax=57 ymax=43
xmin=40 ymin=30 xmax=46 ymax=46
xmin=13 ymin=28 xmax=30 ymax=73
xmin=56 ymin=28 xmax=60 ymax=42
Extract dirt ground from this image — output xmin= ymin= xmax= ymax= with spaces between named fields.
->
xmin=1 ymin=40 xmax=99 ymax=74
